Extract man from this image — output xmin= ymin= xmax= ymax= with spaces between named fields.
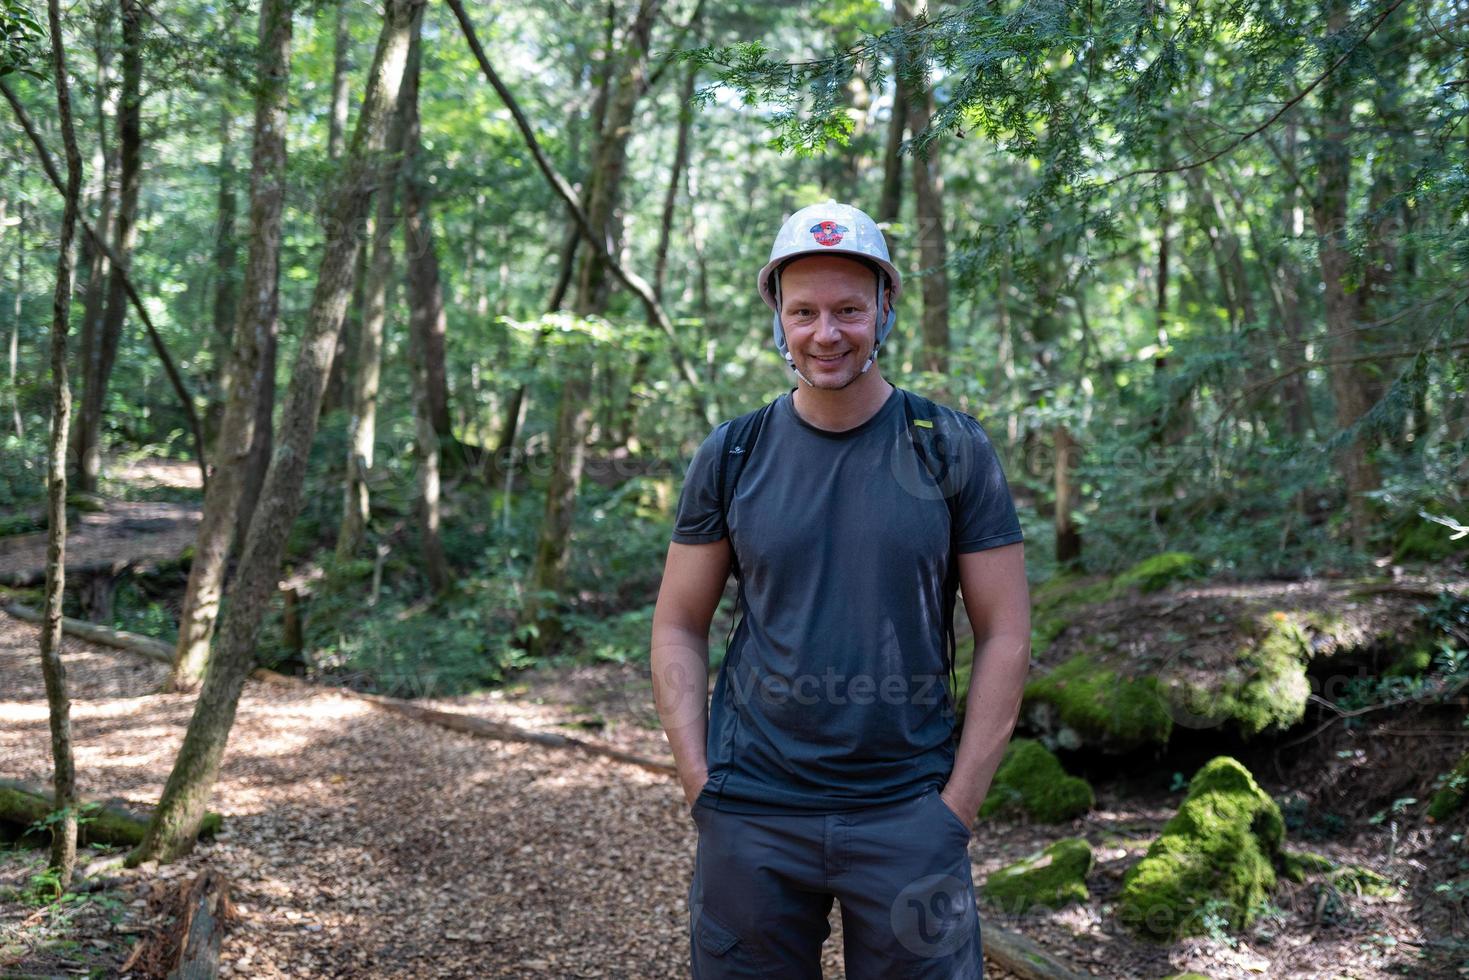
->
xmin=650 ymin=201 xmax=1030 ymax=978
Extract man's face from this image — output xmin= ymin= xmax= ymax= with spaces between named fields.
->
xmin=778 ymin=255 xmax=887 ymax=390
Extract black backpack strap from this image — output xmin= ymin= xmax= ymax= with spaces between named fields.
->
xmin=900 ymin=389 xmax=964 ymax=730
xmin=714 ymin=398 xmax=776 ymax=657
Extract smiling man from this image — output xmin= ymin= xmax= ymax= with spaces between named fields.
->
xmin=651 ymin=201 xmax=1031 ymax=978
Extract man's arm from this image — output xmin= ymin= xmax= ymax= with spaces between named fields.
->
xmin=650 ymin=538 xmax=732 ymax=807
xmin=939 ymin=541 xmax=1031 ymax=825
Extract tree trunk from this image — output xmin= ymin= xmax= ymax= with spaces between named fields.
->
xmin=899 ymin=0 xmax=949 ymax=380
xmin=878 ymin=76 xmax=907 ymax=225
xmin=400 ymin=31 xmax=452 ymax=594
xmin=1312 ymin=1 xmax=1381 ymax=555
xmin=327 ymin=0 xmax=352 ymax=161
xmin=1054 ymin=423 xmax=1080 ymax=565
xmin=205 ymin=102 xmax=239 ymax=450
xmin=74 ymin=0 xmax=143 ymax=494
xmin=40 ymin=0 xmax=86 ymax=890
xmin=337 ymin=22 xmax=416 ymax=562
xmin=132 ymin=0 xmax=423 ymax=864
xmin=74 ymin=25 xmax=116 ymax=458
xmin=167 ymin=0 xmax=293 ymax=693
xmin=524 ymin=0 xmax=664 ymax=656
xmin=8 ymin=198 xmax=23 ymax=439
xmin=620 ymin=57 xmax=697 ymax=449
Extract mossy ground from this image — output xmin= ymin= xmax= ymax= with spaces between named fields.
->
xmin=982 ymin=837 xmax=1093 ymax=914
xmin=1117 ymin=757 xmax=1285 ymax=941
xmin=1169 ymin=611 xmax=1312 ymax=739
xmin=979 ymin=739 xmax=1094 ymax=823
xmin=1023 ymin=654 xmax=1174 ymax=751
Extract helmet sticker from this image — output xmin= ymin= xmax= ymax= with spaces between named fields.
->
xmin=809 ymin=221 xmax=848 ymax=246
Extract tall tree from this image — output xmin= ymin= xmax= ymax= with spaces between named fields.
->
xmin=400 ymin=23 xmax=451 ymax=593
xmin=524 ymin=0 xmax=665 ymax=657
xmin=133 ymin=0 xmax=424 ymax=862
xmin=72 ymin=0 xmax=142 ymax=493
xmin=337 ymin=10 xmax=418 ymax=561
xmin=897 ymin=0 xmax=949 ymax=379
xmin=39 ymin=0 xmax=86 ymax=889
xmin=167 ymin=0 xmax=294 ymax=692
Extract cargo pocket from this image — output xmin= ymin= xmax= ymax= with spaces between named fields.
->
xmin=692 ymin=909 xmax=769 ymax=978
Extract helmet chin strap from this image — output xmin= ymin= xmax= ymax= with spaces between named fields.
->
xmin=773 ymin=270 xmax=893 ymax=389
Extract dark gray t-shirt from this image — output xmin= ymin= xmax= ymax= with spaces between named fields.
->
xmin=671 ymin=384 xmax=1024 ymax=813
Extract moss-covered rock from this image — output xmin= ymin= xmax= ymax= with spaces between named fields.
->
xmin=1162 ymin=611 xmax=1312 ymax=739
xmin=983 ymin=837 xmax=1093 ymax=913
xmin=1115 ymin=552 xmax=1207 ymax=594
xmin=1428 ymin=751 xmax=1469 ymax=822
xmin=1117 ymin=757 xmax=1285 ymax=940
xmin=979 ymin=739 xmax=1094 ymax=823
xmin=1024 ymin=654 xmax=1174 ymax=751
xmin=1384 ymin=646 xmax=1434 ymax=677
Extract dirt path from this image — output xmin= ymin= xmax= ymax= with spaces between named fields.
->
xmin=3 ymin=604 xmax=1439 ymax=978
xmin=0 ymin=500 xmax=201 ymax=586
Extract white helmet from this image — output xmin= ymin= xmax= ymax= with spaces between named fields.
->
xmin=757 ymin=201 xmax=901 ymax=384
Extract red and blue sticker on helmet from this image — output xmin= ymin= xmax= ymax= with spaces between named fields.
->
xmin=809 ymin=220 xmax=848 ymax=246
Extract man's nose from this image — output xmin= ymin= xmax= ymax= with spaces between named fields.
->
xmin=814 ymin=311 xmax=842 ymax=342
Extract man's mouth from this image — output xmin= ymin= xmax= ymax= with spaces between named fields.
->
xmin=811 ymin=352 xmax=848 ymax=364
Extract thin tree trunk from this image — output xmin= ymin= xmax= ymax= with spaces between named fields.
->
xmin=327 ymin=0 xmax=351 ymax=161
xmin=9 ymin=198 xmax=23 ymax=438
xmin=878 ymin=77 xmax=907 ymax=224
xmin=40 ymin=0 xmax=86 ymax=890
xmin=400 ymin=26 xmax=451 ymax=594
xmin=74 ymin=19 xmax=116 ymax=461
xmin=75 ymin=0 xmax=143 ymax=494
xmin=899 ymin=0 xmax=949 ymax=380
xmin=1312 ymin=1 xmax=1380 ymax=555
xmin=1054 ymin=423 xmax=1080 ymax=565
xmin=524 ymin=0 xmax=664 ymax=657
xmin=132 ymin=0 xmax=423 ymax=864
xmin=620 ymin=57 xmax=697 ymax=448
xmin=205 ymin=102 xmax=239 ymax=450
xmin=167 ymin=0 xmax=293 ymax=693
xmin=337 ymin=22 xmax=416 ymax=562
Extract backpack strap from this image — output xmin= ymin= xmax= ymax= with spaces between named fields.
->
xmin=900 ymin=388 xmax=965 ymax=731
xmin=713 ymin=397 xmax=777 ymax=657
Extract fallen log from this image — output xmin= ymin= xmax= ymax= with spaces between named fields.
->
xmin=253 ymin=669 xmax=679 ymax=778
xmin=0 ymin=778 xmax=221 ymax=846
xmin=1 ymin=599 xmax=174 ymax=664
xmin=982 ymin=922 xmax=1095 ymax=980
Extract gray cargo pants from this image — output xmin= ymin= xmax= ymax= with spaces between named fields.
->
xmin=688 ymin=786 xmax=984 ymax=978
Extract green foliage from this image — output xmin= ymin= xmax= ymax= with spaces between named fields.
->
xmin=1114 ymin=552 xmax=1206 ymax=593
xmin=1428 ymin=752 xmax=1469 ymax=823
xmin=1117 ymin=757 xmax=1285 ymax=941
xmin=0 ymin=0 xmax=45 ymax=78
xmin=979 ymin=738 xmax=1094 ymax=823
xmin=983 ymin=836 xmax=1093 ymax=913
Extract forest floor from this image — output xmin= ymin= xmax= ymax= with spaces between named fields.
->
xmin=1 ymin=601 xmax=1461 ymax=979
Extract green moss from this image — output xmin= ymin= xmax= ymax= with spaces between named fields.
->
xmin=1169 ymin=613 xmax=1311 ymax=739
xmin=979 ymin=739 xmax=1094 ymax=823
xmin=1025 ymin=654 xmax=1174 ymax=750
xmin=1385 ymin=647 xmax=1433 ymax=678
xmin=1280 ymin=848 xmax=1336 ymax=883
xmin=1428 ymin=752 xmax=1469 ymax=822
xmin=1117 ymin=757 xmax=1285 ymax=941
xmin=1328 ymin=864 xmax=1399 ymax=898
xmin=1115 ymin=552 xmax=1206 ymax=593
xmin=1029 ymin=573 xmax=1118 ymax=653
xmin=983 ymin=837 xmax=1093 ymax=913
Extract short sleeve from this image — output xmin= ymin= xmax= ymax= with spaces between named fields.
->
xmin=670 ymin=421 xmax=732 ymax=544
xmin=950 ymin=414 xmax=1024 ymax=554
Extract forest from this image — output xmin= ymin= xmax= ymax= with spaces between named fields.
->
xmin=0 ymin=0 xmax=1466 ymax=974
